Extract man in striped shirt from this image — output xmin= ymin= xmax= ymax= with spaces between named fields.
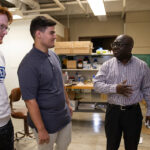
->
xmin=94 ymin=34 xmax=150 ymax=150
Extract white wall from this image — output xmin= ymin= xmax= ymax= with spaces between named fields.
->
xmin=0 ymin=19 xmax=33 ymax=94
xmin=60 ymin=16 xmax=124 ymax=41
xmin=124 ymin=11 xmax=150 ymax=54
xmin=0 ymin=18 xmax=65 ymax=95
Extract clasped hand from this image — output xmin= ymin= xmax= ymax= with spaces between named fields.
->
xmin=116 ymin=80 xmax=133 ymax=97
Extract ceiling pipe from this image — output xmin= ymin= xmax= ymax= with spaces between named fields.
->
xmin=53 ymin=0 xmax=65 ymax=10
xmin=40 ymin=0 xmax=121 ymax=8
xmin=121 ymin=0 xmax=126 ymax=19
xmin=22 ymin=7 xmax=63 ymax=14
xmin=76 ymin=0 xmax=86 ymax=13
xmin=40 ymin=0 xmax=88 ymax=8
xmin=40 ymin=0 xmax=87 ymax=15
xmin=22 ymin=0 xmax=66 ymax=14
xmin=19 ymin=0 xmax=40 ymax=9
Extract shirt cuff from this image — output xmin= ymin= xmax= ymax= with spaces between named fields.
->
xmin=110 ymin=84 xmax=117 ymax=93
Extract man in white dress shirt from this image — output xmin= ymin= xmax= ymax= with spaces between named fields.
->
xmin=94 ymin=34 xmax=150 ymax=150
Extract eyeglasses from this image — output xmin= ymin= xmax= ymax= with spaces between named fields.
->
xmin=111 ymin=42 xmax=129 ymax=48
xmin=0 ymin=24 xmax=10 ymax=32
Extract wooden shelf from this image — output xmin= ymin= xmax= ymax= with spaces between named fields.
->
xmin=91 ymin=53 xmax=113 ymax=56
xmin=65 ymin=83 xmax=93 ymax=90
xmin=59 ymin=53 xmax=113 ymax=56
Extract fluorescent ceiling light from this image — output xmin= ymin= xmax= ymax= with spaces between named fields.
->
xmin=13 ymin=15 xmax=22 ymax=19
xmin=8 ymin=8 xmax=23 ymax=19
xmin=87 ymin=0 xmax=106 ymax=16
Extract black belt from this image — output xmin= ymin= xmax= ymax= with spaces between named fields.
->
xmin=108 ymin=103 xmax=139 ymax=111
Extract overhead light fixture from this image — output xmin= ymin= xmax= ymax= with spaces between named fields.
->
xmin=8 ymin=8 xmax=23 ymax=19
xmin=12 ymin=15 xmax=22 ymax=19
xmin=87 ymin=0 xmax=106 ymax=16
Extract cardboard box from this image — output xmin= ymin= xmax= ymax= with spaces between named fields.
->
xmin=67 ymin=60 xmax=76 ymax=69
xmin=55 ymin=42 xmax=73 ymax=54
xmin=55 ymin=48 xmax=71 ymax=54
xmin=72 ymin=47 xmax=92 ymax=54
xmin=55 ymin=41 xmax=93 ymax=54
xmin=72 ymin=41 xmax=93 ymax=54
xmin=55 ymin=42 xmax=73 ymax=48
xmin=73 ymin=41 xmax=93 ymax=48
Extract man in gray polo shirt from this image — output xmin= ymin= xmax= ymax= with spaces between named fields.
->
xmin=18 ymin=16 xmax=72 ymax=150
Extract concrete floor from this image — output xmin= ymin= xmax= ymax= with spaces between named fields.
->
xmin=13 ymin=103 xmax=150 ymax=150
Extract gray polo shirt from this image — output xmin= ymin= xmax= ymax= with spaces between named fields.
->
xmin=17 ymin=47 xmax=71 ymax=133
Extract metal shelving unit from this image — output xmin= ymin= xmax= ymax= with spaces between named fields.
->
xmin=61 ymin=53 xmax=111 ymax=113
xmin=74 ymin=101 xmax=108 ymax=113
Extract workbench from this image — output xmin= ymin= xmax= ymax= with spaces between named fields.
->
xmin=65 ymin=83 xmax=107 ymax=112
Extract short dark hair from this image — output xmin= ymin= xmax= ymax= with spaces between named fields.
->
xmin=116 ymin=34 xmax=134 ymax=49
xmin=30 ymin=16 xmax=56 ymax=39
xmin=122 ymin=34 xmax=134 ymax=49
xmin=0 ymin=6 xmax=13 ymax=24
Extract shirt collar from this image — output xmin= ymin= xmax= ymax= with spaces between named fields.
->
xmin=32 ymin=45 xmax=49 ymax=58
xmin=116 ymin=56 xmax=133 ymax=65
xmin=48 ymin=50 xmax=51 ymax=57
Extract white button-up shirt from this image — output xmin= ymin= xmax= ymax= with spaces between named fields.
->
xmin=94 ymin=56 xmax=150 ymax=116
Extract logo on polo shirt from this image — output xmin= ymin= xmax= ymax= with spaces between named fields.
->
xmin=0 ymin=66 xmax=6 ymax=82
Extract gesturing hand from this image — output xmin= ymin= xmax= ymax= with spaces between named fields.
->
xmin=116 ymin=80 xmax=133 ymax=97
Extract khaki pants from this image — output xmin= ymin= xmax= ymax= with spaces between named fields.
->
xmin=32 ymin=122 xmax=72 ymax=150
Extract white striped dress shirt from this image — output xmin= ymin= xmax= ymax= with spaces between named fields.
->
xmin=94 ymin=56 xmax=150 ymax=116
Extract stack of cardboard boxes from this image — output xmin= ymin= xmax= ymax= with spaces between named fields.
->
xmin=55 ymin=41 xmax=93 ymax=69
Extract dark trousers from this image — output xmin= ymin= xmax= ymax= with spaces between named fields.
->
xmin=105 ymin=104 xmax=143 ymax=150
xmin=0 ymin=119 xmax=14 ymax=150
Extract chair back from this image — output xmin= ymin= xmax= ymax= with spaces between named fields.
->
xmin=9 ymin=88 xmax=21 ymax=110
xmin=9 ymin=88 xmax=33 ymax=140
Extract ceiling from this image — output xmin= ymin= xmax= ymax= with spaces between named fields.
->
xmin=1 ymin=0 xmax=150 ymax=20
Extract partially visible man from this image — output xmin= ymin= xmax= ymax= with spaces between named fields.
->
xmin=0 ymin=6 xmax=14 ymax=150
xmin=18 ymin=16 xmax=72 ymax=150
xmin=94 ymin=34 xmax=150 ymax=150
